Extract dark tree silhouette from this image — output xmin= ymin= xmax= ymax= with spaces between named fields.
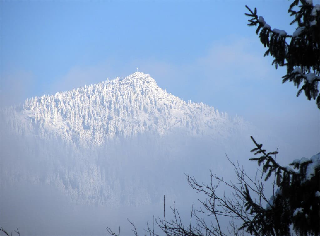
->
xmin=0 ymin=228 xmax=20 ymax=236
xmin=149 ymin=137 xmax=319 ymax=236
xmin=107 ymin=138 xmax=319 ymax=235
xmin=245 ymin=1 xmax=320 ymax=109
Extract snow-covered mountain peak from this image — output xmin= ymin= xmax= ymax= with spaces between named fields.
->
xmin=121 ymin=71 xmax=152 ymax=81
xmin=117 ymin=71 xmax=158 ymax=88
xmin=4 ymin=72 xmax=246 ymax=146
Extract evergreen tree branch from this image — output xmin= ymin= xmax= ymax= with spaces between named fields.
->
xmin=246 ymin=1 xmax=320 ymax=109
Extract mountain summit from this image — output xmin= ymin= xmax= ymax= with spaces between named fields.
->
xmin=0 ymin=72 xmax=252 ymax=215
xmin=14 ymin=72 xmax=244 ymax=146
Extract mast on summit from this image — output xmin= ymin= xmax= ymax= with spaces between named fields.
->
xmin=136 ymin=67 xmax=139 ymax=72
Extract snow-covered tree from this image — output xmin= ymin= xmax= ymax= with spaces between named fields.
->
xmin=246 ymin=137 xmax=320 ymax=236
xmin=245 ymin=0 xmax=320 ymax=109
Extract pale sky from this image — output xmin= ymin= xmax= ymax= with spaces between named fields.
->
xmin=1 ymin=0 xmax=319 ymax=159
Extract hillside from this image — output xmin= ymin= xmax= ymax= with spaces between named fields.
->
xmin=2 ymin=72 xmax=246 ymax=147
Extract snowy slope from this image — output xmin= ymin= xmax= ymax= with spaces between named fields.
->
xmin=5 ymin=72 xmax=246 ymax=146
